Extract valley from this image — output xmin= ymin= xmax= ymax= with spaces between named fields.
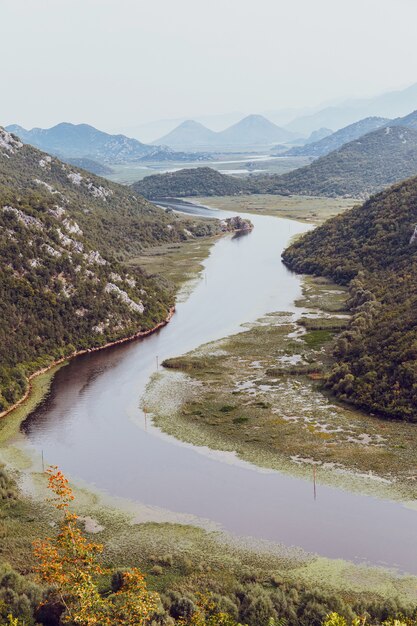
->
xmin=5 ymin=4 xmax=417 ymax=623
xmin=2 ymin=198 xmax=417 ymax=624
xmin=2 ymin=108 xmax=417 ymax=626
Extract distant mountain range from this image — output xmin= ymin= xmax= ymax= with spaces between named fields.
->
xmin=156 ymin=120 xmax=217 ymax=151
xmin=286 ymin=117 xmax=390 ymax=157
xmin=5 ymin=122 xmax=211 ymax=166
xmin=285 ymin=82 xmax=417 ymax=135
xmin=135 ymin=122 xmax=417 ymax=199
xmin=122 ymin=81 xmax=417 ymax=144
xmin=154 ymin=115 xmax=296 ymax=151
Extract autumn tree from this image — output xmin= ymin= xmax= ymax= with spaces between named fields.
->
xmin=33 ymin=466 xmax=158 ymax=625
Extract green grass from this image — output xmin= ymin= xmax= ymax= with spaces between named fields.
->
xmin=191 ymin=195 xmax=356 ymax=225
xmin=302 ymin=329 xmax=335 ymax=349
xmin=129 ymin=234 xmax=217 ymax=297
xmin=143 ymin=276 xmax=417 ymax=503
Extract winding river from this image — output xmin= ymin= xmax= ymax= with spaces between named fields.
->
xmin=21 ymin=202 xmax=417 ymax=575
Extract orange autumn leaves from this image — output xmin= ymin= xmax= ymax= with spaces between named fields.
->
xmin=33 ymin=466 xmax=158 ymax=625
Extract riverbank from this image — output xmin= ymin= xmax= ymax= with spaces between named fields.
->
xmin=188 ymin=194 xmax=356 ymax=225
xmin=0 ymin=306 xmax=176 ymax=430
xmin=3 ymin=465 xmax=417 ymax=623
xmin=144 ymin=275 xmax=417 ymax=503
xmin=129 ymin=231 xmax=224 ymax=302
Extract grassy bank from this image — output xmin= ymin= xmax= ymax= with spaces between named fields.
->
xmin=0 ymin=364 xmax=64 ymax=448
xmin=2 ymin=468 xmax=416 ymax=625
xmin=189 ymin=195 xmax=356 ymax=225
xmin=144 ymin=276 xmax=417 ymax=502
xmin=128 ymin=235 xmax=217 ymax=302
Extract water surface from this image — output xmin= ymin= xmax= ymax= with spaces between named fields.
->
xmin=22 ymin=203 xmax=417 ymax=574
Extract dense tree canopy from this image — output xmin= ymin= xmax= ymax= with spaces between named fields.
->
xmin=0 ymin=129 xmax=218 ymax=412
xmin=283 ymin=176 xmax=417 ymax=420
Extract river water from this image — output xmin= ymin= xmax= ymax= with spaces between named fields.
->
xmin=22 ymin=202 xmax=417 ymax=574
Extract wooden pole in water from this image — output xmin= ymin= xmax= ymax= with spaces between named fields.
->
xmin=313 ymin=466 xmax=317 ymax=500
xmin=41 ymin=449 xmax=44 ymax=473
xmin=156 ymin=355 xmax=159 ymax=370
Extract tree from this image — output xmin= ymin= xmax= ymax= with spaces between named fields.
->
xmin=33 ymin=466 xmax=158 ymax=625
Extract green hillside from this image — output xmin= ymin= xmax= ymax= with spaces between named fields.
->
xmin=132 ymin=166 xmax=246 ymax=199
xmin=250 ymin=126 xmax=417 ymax=198
xmin=133 ymin=126 xmax=417 ymax=201
xmin=282 ymin=175 xmax=417 ymax=420
xmin=0 ymin=128 xmax=218 ymax=413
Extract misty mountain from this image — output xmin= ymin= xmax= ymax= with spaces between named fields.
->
xmin=5 ymin=122 xmax=207 ymax=165
xmin=286 ymin=117 xmax=390 ymax=157
xmin=217 ymin=114 xmax=294 ymax=146
xmin=391 ymin=109 xmax=417 ymax=130
xmin=286 ymin=82 xmax=417 ymax=135
xmin=154 ymin=120 xmax=218 ymax=150
xmin=304 ymin=127 xmax=333 ymax=144
xmin=155 ymin=114 xmax=295 ymax=151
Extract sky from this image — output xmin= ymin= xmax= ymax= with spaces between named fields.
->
xmin=2 ymin=0 xmax=417 ymax=134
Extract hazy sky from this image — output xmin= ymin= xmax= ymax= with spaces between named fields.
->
xmin=2 ymin=0 xmax=417 ymax=132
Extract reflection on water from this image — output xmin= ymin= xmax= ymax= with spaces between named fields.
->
xmin=22 ymin=203 xmax=417 ymax=574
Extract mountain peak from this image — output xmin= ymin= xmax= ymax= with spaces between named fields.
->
xmin=219 ymin=113 xmax=295 ymax=144
xmin=178 ymin=119 xmax=210 ymax=129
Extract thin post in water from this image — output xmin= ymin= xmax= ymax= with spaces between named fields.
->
xmin=313 ymin=465 xmax=317 ymax=500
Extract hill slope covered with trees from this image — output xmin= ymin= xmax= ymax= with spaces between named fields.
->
xmin=250 ymin=126 xmax=417 ymax=198
xmin=133 ymin=167 xmax=246 ymax=199
xmin=282 ymin=175 xmax=417 ymax=420
xmin=0 ymin=128 xmax=218 ymax=413
xmin=133 ymin=126 xmax=417 ymax=200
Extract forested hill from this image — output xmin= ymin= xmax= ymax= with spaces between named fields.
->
xmin=282 ymin=175 xmax=417 ymax=420
xmin=132 ymin=126 xmax=417 ymax=201
xmin=132 ymin=167 xmax=246 ymax=199
xmin=248 ymin=126 xmax=417 ymax=198
xmin=0 ymin=128 xmax=217 ymax=413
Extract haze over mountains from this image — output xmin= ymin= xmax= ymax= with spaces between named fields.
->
xmin=286 ymin=117 xmax=390 ymax=157
xmin=135 ymin=114 xmax=417 ymax=200
xmin=155 ymin=115 xmax=296 ymax=151
xmin=118 ymin=81 xmax=417 ymax=146
xmin=5 ymin=122 xmax=211 ymax=167
xmin=284 ymin=81 xmax=417 ymax=135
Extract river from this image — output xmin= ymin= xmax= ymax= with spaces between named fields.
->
xmin=21 ymin=201 xmax=417 ymax=575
